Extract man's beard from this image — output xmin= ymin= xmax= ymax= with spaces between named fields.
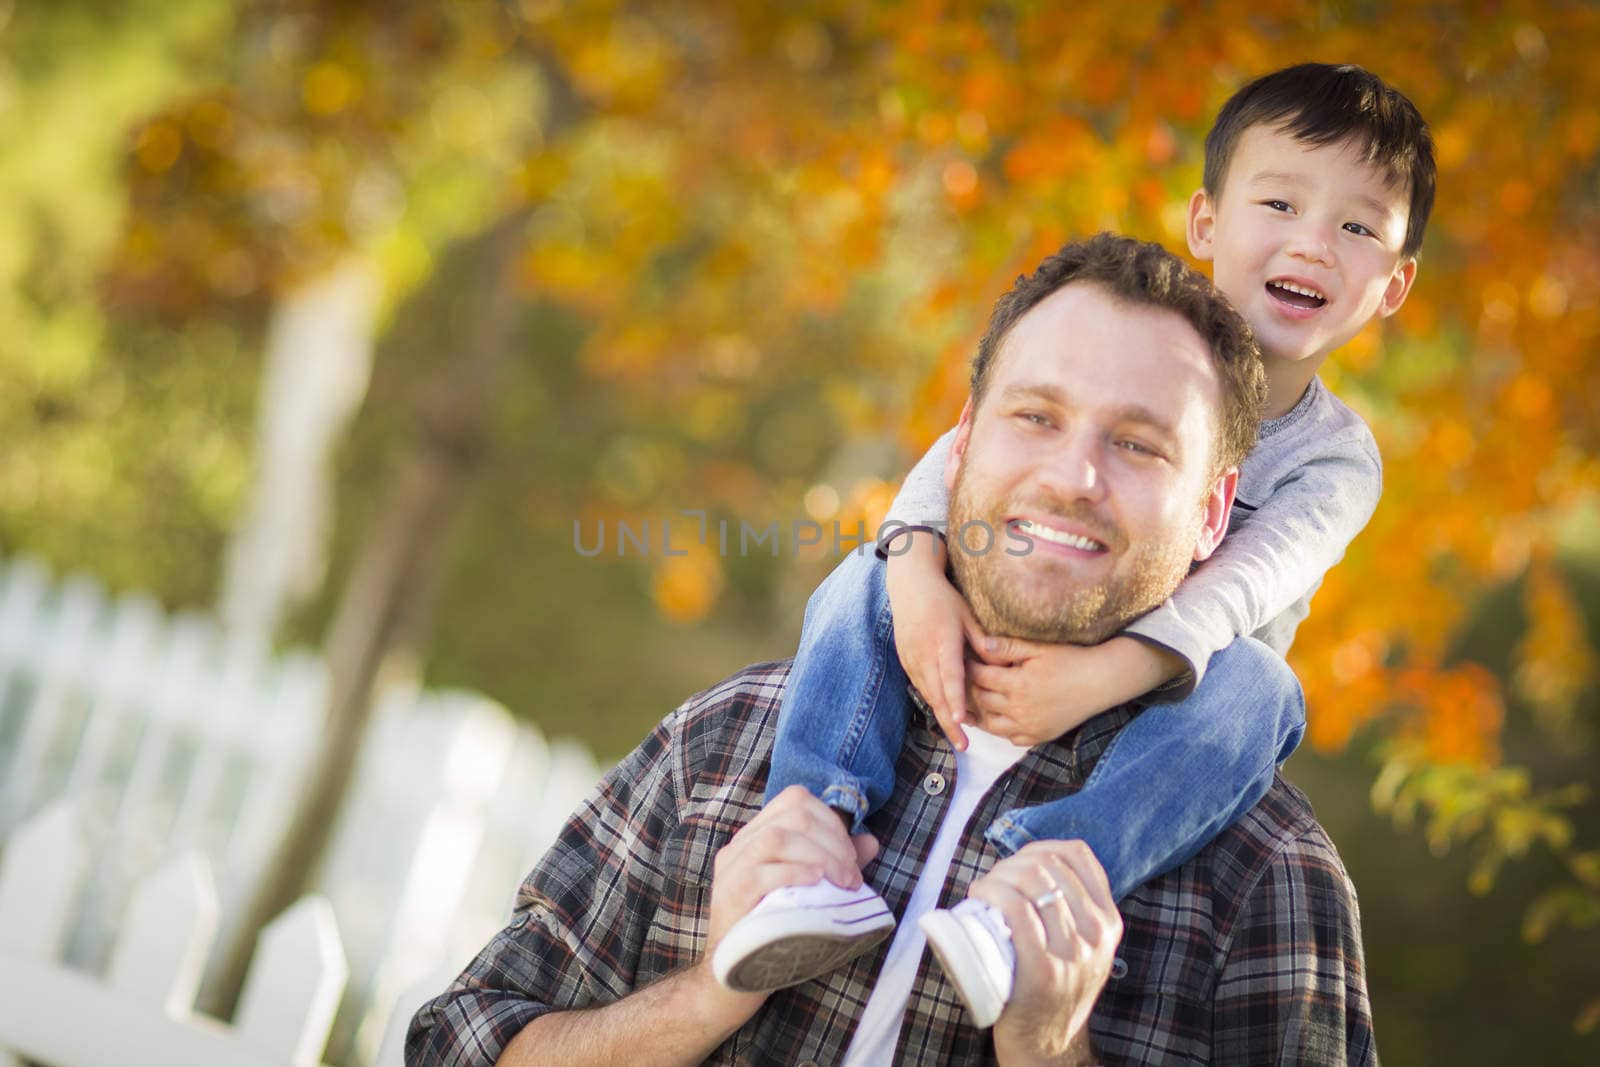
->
xmin=946 ymin=455 xmax=1199 ymax=646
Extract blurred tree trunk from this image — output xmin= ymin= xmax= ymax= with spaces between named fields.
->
xmin=219 ymin=259 xmax=381 ymax=646
xmin=208 ymin=208 xmax=531 ymax=1015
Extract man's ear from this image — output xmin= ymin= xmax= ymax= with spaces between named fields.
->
xmin=1193 ymin=467 xmax=1238 ymax=562
xmin=1378 ymin=257 xmax=1418 ymax=318
xmin=1187 ymin=188 xmax=1217 ymax=262
xmin=943 ymin=398 xmax=976 ymax=492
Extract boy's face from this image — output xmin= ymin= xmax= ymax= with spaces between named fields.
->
xmin=1188 ymin=124 xmax=1417 ymax=366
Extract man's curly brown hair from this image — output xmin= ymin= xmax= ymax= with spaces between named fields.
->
xmin=970 ymin=233 xmax=1267 ymax=476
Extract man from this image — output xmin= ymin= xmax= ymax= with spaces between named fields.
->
xmin=408 ymin=234 xmax=1375 ymax=1065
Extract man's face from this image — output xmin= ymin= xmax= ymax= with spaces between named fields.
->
xmin=945 ymin=282 xmax=1234 ymax=644
xmin=1189 ymin=123 xmax=1417 ymax=368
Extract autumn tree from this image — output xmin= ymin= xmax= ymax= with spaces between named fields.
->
xmin=4 ymin=0 xmax=1597 ymax=1043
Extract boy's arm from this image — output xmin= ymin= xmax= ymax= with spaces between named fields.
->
xmin=877 ymin=428 xmax=987 ymax=749
xmin=1123 ymin=426 xmax=1383 ymax=697
xmin=967 ymin=636 xmax=1186 ymax=746
xmin=879 ymin=427 xmax=956 ymax=546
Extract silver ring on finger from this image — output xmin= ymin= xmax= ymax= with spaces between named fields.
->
xmin=1031 ymin=887 xmax=1066 ymax=912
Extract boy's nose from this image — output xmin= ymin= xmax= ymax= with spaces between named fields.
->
xmin=1285 ymin=226 xmax=1335 ymax=267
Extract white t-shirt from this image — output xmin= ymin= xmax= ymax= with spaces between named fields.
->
xmin=840 ymin=726 xmax=1031 ymax=1065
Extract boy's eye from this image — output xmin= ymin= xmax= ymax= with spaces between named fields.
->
xmin=1344 ymin=221 xmax=1376 ymax=237
xmin=1264 ymin=199 xmax=1293 ymax=212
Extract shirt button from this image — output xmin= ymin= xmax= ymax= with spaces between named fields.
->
xmin=922 ymin=772 xmax=947 ymax=796
xmin=1110 ymin=956 xmax=1129 ymax=980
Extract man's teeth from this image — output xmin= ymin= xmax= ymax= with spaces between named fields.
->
xmin=1017 ymin=520 xmax=1103 ymax=551
xmin=1271 ymin=280 xmax=1325 ymax=300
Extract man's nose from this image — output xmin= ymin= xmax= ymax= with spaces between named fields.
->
xmin=1038 ymin=432 xmax=1106 ymax=501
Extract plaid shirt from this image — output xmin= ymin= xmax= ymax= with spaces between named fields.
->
xmin=408 ymin=660 xmax=1376 ymax=1065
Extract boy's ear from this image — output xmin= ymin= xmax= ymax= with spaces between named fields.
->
xmin=1192 ymin=467 xmax=1238 ymax=562
xmin=1378 ymin=257 xmax=1418 ymax=318
xmin=943 ymin=398 xmax=976 ymax=492
xmin=1186 ymin=188 xmax=1218 ymax=262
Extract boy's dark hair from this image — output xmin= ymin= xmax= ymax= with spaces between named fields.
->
xmin=1204 ymin=63 xmax=1436 ymax=259
xmin=971 ymin=233 xmax=1266 ymax=476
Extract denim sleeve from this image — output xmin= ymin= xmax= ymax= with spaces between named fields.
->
xmin=765 ymin=550 xmax=908 ymax=826
xmin=993 ymin=638 xmax=1305 ymax=898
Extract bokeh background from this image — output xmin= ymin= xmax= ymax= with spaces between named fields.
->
xmin=2 ymin=1 xmax=1598 ymax=1062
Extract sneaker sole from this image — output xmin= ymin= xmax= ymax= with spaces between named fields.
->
xmin=714 ymin=899 xmax=895 ymax=993
xmin=919 ymin=910 xmax=1006 ymax=1028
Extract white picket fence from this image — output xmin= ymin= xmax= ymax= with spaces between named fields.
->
xmin=0 ymin=554 xmax=606 ymax=1065
xmin=0 ymin=801 xmax=345 ymax=1067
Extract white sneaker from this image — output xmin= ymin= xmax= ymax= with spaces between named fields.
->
xmin=918 ymin=898 xmax=1016 ymax=1028
xmin=712 ymin=878 xmax=895 ymax=993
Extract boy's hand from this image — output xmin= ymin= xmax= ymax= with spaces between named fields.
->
xmin=885 ymin=532 xmax=988 ymax=752
xmin=965 ymin=635 xmax=1186 ymax=747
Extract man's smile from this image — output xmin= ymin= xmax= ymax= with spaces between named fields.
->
xmin=1010 ymin=517 xmax=1109 ymax=554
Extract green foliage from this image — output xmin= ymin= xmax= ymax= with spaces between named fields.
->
xmin=1372 ymin=741 xmax=1586 ymax=891
xmin=0 ymin=0 xmax=244 ymax=601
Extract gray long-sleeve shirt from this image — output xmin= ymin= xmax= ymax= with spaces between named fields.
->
xmin=886 ymin=376 xmax=1382 ymax=696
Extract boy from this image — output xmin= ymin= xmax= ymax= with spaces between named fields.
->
xmin=714 ymin=63 xmax=1433 ymax=1028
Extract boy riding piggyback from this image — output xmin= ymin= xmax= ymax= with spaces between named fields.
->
xmin=716 ymin=63 xmax=1434 ymax=1029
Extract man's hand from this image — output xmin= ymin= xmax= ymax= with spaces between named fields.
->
xmin=965 ymin=635 xmax=1185 ymax=747
xmin=708 ymin=785 xmax=880 ymax=949
xmin=973 ymin=841 xmax=1123 ymax=1067
xmin=689 ymin=787 xmax=882 ymax=1025
xmin=884 ymin=532 xmax=990 ymax=751
xmin=498 ymin=787 xmax=880 ymax=1065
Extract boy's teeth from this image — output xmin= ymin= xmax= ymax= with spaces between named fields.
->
xmin=1269 ymin=280 xmax=1326 ymax=302
xmin=1017 ymin=520 xmax=1103 ymax=551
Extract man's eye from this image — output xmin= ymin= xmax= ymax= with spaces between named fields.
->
xmin=1018 ymin=411 xmax=1052 ymax=427
xmin=1117 ymin=439 xmax=1156 ymax=456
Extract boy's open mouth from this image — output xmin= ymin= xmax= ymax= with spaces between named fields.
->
xmin=1267 ymin=280 xmax=1326 ymax=309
